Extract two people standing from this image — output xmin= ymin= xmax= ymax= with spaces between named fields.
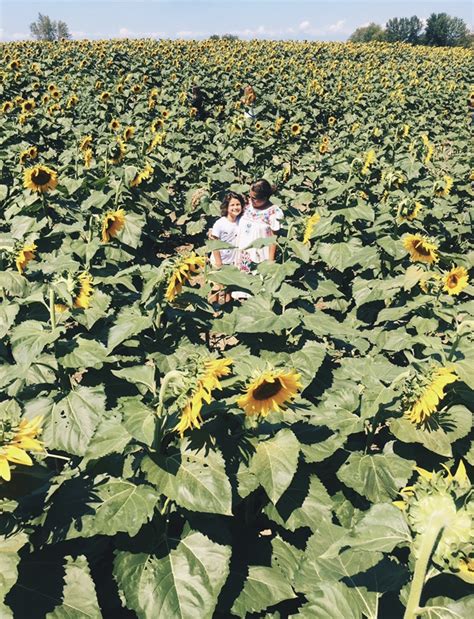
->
xmin=209 ymin=179 xmax=283 ymax=304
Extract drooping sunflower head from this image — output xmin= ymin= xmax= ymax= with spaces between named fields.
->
xmin=79 ymin=135 xmax=93 ymax=151
xmin=237 ymin=368 xmax=302 ymax=417
xmin=99 ymin=91 xmax=111 ymax=102
xmin=442 ymin=266 xmax=469 ymax=296
xmin=164 ymin=253 xmax=206 ymax=302
xmin=403 ymin=365 xmax=458 ymax=426
xmin=73 ymin=272 xmax=94 ymax=309
xmin=15 ymin=242 xmax=37 ymax=274
xmin=403 ymin=234 xmax=439 ymax=264
xmin=130 ymin=162 xmax=154 ymax=188
xmin=108 ymin=139 xmax=126 ymax=164
xmin=397 ymin=199 xmax=423 ymax=223
xmin=122 ymin=126 xmax=135 ymax=141
xmin=101 ymin=209 xmax=126 ymax=243
xmin=23 ymin=164 xmax=58 ymax=194
xmin=151 ymin=118 xmax=165 ymax=133
xmin=302 ymin=212 xmax=321 ymax=245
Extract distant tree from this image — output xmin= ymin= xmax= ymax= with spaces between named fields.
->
xmin=349 ymin=23 xmax=385 ymax=43
xmin=209 ymin=34 xmax=220 ymax=40
xmin=424 ymin=13 xmax=469 ymax=47
xmin=221 ymin=34 xmax=239 ymax=41
xmin=30 ymin=13 xmax=71 ymax=41
xmin=385 ymin=16 xmax=423 ymax=44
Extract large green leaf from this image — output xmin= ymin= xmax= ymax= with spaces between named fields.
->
xmin=10 ymin=320 xmax=63 ymax=368
xmin=107 ymin=307 xmax=153 ymax=351
xmin=231 ymin=566 xmax=297 ymax=617
xmin=118 ymin=396 xmax=156 ymax=447
xmin=43 ymin=386 xmax=106 ymax=456
xmin=337 ymin=451 xmax=415 ymax=503
xmin=250 ymin=428 xmax=299 ymax=503
xmin=297 ymin=581 xmax=378 ymax=619
xmin=114 ymin=531 xmax=231 ymax=619
xmin=0 ymin=532 xmax=28 ymax=618
xmin=46 ymin=556 xmax=101 ymax=619
xmin=347 ymin=503 xmax=411 ymax=552
xmin=141 ymin=442 xmax=232 ymax=515
xmin=422 ymin=596 xmax=474 ymax=618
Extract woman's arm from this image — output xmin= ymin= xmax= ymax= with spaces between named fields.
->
xmin=268 ymin=231 xmax=277 ymax=262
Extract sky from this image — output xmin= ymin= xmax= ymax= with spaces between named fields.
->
xmin=0 ymin=0 xmax=472 ymax=42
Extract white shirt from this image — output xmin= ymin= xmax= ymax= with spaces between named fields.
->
xmin=210 ymin=217 xmax=239 ymax=265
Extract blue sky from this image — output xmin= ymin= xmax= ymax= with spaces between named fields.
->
xmin=1 ymin=1 xmax=472 ymax=41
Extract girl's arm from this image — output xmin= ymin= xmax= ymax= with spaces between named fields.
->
xmin=212 ymin=249 xmax=223 ymax=267
xmin=268 ymin=231 xmax=277 ymax=262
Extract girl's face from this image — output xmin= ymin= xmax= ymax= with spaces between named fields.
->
xmin=249 ymin=191 xmax=269 ymax=209
xmin=227 ymin=197 xmax=243 ymax=220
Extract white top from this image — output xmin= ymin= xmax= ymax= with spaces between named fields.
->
xmin=235 ymin=202 xmax=283 ymax=272
xmin=210 ymin=217 xmax=239 ymax=265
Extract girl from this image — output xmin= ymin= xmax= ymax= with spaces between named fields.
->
xmin=209 ymin=191 xmax=245 ymax=304
xmin=235 ymin=179 xmax=283 ymax=274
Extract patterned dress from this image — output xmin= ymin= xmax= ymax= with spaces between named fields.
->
xmin=235 ymin=203 xmax=284 ymax=272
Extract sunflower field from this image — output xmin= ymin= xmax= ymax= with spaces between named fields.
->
xmin=0 ymin=38 xmax=473 ymax=618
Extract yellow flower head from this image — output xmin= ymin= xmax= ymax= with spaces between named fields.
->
xmin=73 ymin=272 xmax=94 ymax=309
xmin=0 ymin=416 xmax=43 ymax=482
xmin=290 ymin=123 xmax=302 ymax=136
xmin=15 ymin=242 xmax=37 ymax=274
xmin=130 ymin=162 xmax=154 ymax=188
xmin=302 ymin=213 xmax=321 ymax=245
xmin=109 ymin=139 xmax=126 ymax=164
xmin=109 ymin=118 xmax=121 ymax=131
xmin=122 ymin=126 xmax=135 ymax=141
xmin=79 ymin=135 xmax=93 ymax=151
xmin=403 ymin=234 xmax=439 ymax=264
xmin=237 ymin=369 xmax=302 ymax=417
xmin=175 ymin=357 xmax=232 ymax=436
xmin=165 ymin=254 xmax=206 ymax=302
xmin=397 ymin=200 xmax=423 ymax=223
xmin=24 ymin=165 xmax=58 ymax=194
xmin=101 ymin=209 xmax=126 ymax=242
xmin=404 ymin=366 xmax=458 ymax=425
xmin=442 ymin=266 xmax=469 ymax=296
xmin=361 ymin=149 xmax=376 ymax=175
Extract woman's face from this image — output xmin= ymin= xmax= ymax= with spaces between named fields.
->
xmin=228 ymin=197 xmax=243 ymax=218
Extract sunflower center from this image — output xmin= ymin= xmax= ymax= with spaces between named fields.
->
xmin=413 ymin=240 xmax=431 ymax=256
xmin=32 ymin=169 xmax=51 ymax=185
xmin=252 ymin=378 xmax=282 ymax=400
xmin=448 ymin=275 xmax=458 ymax=287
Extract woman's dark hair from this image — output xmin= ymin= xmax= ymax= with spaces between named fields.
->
xmin=250 ymin=179 xmax=276 ymax=200
xmin=220 ymin=191 xmax=246 ymax=216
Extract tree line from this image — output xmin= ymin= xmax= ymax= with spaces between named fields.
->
xmin=349 ymin=13 xmax=472 ymax=47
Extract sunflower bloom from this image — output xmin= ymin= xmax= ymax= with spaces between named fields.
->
xmin=397 ymin=200 xmax=423 ymax=223
xmin=109 ymin=139 xmax=126 ymax=164
xmin=165 ymin=254 xmax=206 ymax=302
xmin=442 ymin=266 xmax=469 ymax=296
xmin=15 ymin=242 xmax=37 ymax=274
xmin=24 ymin=165 xmax=58 ymax=194
xmin=176 ymin=358 xmax=232 ymax=436
xmin=130 ymin=162 xmax=154 ymax=188
xmin=122 ymin=126 xmax=135 ymax=141
xmin=405 ymin=367 xmax=458 ymax=425
xmin=237 ymin=369 xmax=302 ymax=417
xmin=290 ymin=123 xmax=302 ymax=136
xmin=403 ymin=234 xmax=439 ymax=264
xmin=101 ymin=209 xmax=126 ymax=242
xmin=73 ymin=273 xmax=94 ymax=309
xmin=361 ymin=149 xmax=376 ymax=175
xmin=303 ymin=213 xmax=321 ymax=245
xmin=0 ymin=416 xmax=43 ymax=482
xmin=79 ymin=135 xmax=93 ymax=151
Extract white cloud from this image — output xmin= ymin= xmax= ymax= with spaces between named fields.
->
xmin=299 ymin=21 xmax=311 ymax=32
xmin=328 ymin=20 xmax=347 ymax=33
xmin=117 ymin=27 xmax=167 ymax=39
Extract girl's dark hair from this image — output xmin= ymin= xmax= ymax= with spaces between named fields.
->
xmin=220 ymin=191 xmax=246 ymax=216
xmin=250 ymin=179 xmax=276 ymax=200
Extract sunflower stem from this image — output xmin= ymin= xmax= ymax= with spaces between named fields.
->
xmin=49 ymin=288 xmax=56 ymax=331
xmin=403 ymin=524 xmax=443 ymax=619
xmin=156 ymin=370 xmax=185 ymax=418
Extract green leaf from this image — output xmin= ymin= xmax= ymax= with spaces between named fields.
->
xmin=348 ymin=503 xmax=411 ymax=552
xmin=251 ymin=429 xmax=299 ymax=503
xmin=10 ymin=321 xmax=62 ymax=368
xmin=81 ymin=414 xmax=131 ymax=465
xmin=231 ymin=566 xmax=297 ymax=617
xmin=0 ymin=531 xmax=28 ymax=618
xmin=0 ymin=302 xmax=19 ymax=339
xmin=298 ymin=582 xmax=378 ymax=619
xmin=0 ymin=272 xmax=28 ymax=297
xmin=68 ymin=476 xmax=158 ymax=538
xmin=114 ymin=531 xmax=231 ymax=619
xmin=337 ymin=451 xmax=415 ymax=503
xmin=58 ymin=337 xmax=110 ymax=370
xmin=121 ymin=211 xmax=145 ymax=249
xmin=422 ymin=596 xmax=474 ymax=618
xmin=213 ymin=296 xmax=300 ymax=335
xmin=289 ymin=341 xmax=326 ymax=389
xmin=141 ymin=442 xmax=232 ymax=515
xmin=107 ymin=307 xmax=153 ymax=352
xmin=43 ymin=386 xmax=106 ymax=456
xmin=46 ymin=556 xmax=101 ymax=619
xmin=112 ymin=365 xmax=156 ymax=395
xmin=118 ymin=396 xmax=156 ymax=447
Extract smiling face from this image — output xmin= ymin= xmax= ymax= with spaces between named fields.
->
xmin=227 ymin=197 xmax=243 ymax=220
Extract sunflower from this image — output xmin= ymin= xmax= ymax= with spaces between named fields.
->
xmin=101 ymin=209 xmax=126 ymax=242
xmin=403 ymin=234 xmax=439 ymax=264
xmin=109 ymin=139 xmax=126 ymax=164
xmin=151 ymin=118 xmax=165 ymax=132
xmin=83 ymin=148 xmax=93 ymax=168
xmin=275 ymin=117 xmax=284 ymax=132
xmin=165 ymin=254 xmax=206 ymax=302
xmin=50 ymin=89 xmax=60 ymax=100
xmin=47 ymin=83 xmax=57 ymax=92
xmin=0 ymin=416 xmax=43 ymax=482
xmin=442 ymin=266 xmax=469 ymax=296
xmin=361 ymin=149 xmax=376 ymax=175
xmin=328 ymin=116 xmax=336 ymax=126
xmin=67 ymin=94 xmax=78 ymax=108
xmin=404 ymin=367 xmax=458 ymax=425
xmin=130 ymin=162 xmax=154 ymax=188
xmin=15 ymin=242 xmax=37 ymax=274
xmin=237 ymin=369 xmax=302 ymax=417
xmin=397 ymin=200 xmax=423 ymax=222
xmin=73 ymin=272 xmax=94 ymax=309
xmin=21 ymin=99 xmax=35 ymax=113
xmin=109 ymin=118 xmax=121 ymax=131
xmin=303 ymin=213 xmax=321 ymax=245
xmin=122 ymin=126 xmax=135 ymax=141
xmin=24 ymin=164 xmax=58 ymax=193
xmin=2 ymin=101 xmax=13 ymax=113
xmin=176 ymin=357 xmax=232 ymax=436
xmin=290 ymin=123 xmax=302 ymax=136
xmin=79 ymin=135 xmax=93 ymax=151
xmin=99 ymin=91 xmax=111 ymax=102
